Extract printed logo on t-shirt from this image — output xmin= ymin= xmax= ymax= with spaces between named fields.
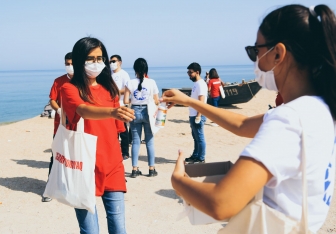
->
xmin=192 ymin=85 xmax=196 ymax=93
xmin=323 ymin=162 xmax=333 ymax=206
xmin=133 ymin=87 xmax=148 ymax=101
xmin=113 ymin=75 xmax=119 ymax=82
xmin=323 ymin=139 xmax=336 ymax=206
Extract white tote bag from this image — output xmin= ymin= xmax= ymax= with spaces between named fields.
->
xmin=218 ymin=114 xmax=313 ymax=234
xmin=147 ymin=82 xmax=160 ymax=135
xmin=43 ymin=109 xmax=97 ymax=213
xmin=219 ymin=85 xmax=225 ymax=99
xmin=219 ymin=79 xmax=225 ymax=99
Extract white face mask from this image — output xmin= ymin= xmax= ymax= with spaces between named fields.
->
xmin=65 ymin=65 xmax=74 ymax=75
xmin=254 ymin=47 xmax=278 ymax=91
xmin=85 ymin=62 xmax=106 ymax=78
xmin=110 ymin=62 xmax=118 ymax=71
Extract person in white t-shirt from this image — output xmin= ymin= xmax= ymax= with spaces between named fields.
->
xmin=162 ymin=4 xmax=336 ymax=233
xmin=184 ymin=62 xmax=208 ymax=164
xmin=124 ymin=58 xmax=159 ymax=178
xmin=110 ymin=55 xmax=131 ymax=160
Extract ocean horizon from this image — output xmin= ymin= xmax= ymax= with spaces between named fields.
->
xmin=0 ymin=65 xmax=255 ymax=124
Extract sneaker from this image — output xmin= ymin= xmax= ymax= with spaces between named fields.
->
xmin=193 ymin=159 xmax=205 ymax=164
xmin=123 ymin=155 xmax=130 ymax=160
xmin=185 ymin=156 xmax=196 ymax=163
xmin=148 ymin=169 xmax=158 ymax=177
xmin=42 ymin=196 xmax=52 ymax=202
xmin=130 ymin=168 xmax=142 ymax=178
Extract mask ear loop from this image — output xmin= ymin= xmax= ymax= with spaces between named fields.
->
xmin=258 ymin=46 xmax=277 ymax=71
xmin=258 ymin=46 xmax=275 ymax=60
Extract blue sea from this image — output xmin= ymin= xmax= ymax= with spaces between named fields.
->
xmin=0 ymin=65 xmax=255 ymax=124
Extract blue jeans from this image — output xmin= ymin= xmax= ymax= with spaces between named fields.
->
xmin=212 ymin=96 xmax=221 ymax=107
xmin=130 ymin=105 xmax=155 ymax=167
xmin=189 ymin=116 xmax=206 ymax=161
xmin=75 ymin=191 xmax=126 ymax=234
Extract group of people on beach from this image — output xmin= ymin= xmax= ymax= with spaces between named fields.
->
xmin=42 ymin=3 xmax=336 ymax=234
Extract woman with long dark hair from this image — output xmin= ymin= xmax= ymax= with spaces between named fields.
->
xmin=61 ymin=37 xmax=135 ymax=234
xmin=162 ymin=4 xmax=336 ymax=232
xmin=124 ymin=58 xmax=159 ymax=178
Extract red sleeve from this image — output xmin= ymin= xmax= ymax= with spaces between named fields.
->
xmin=116 ymin=120 xmax=126 ymax=133
xmin=60 ymin=83 xmax=85 ymax=124
xmin=49 ymin=80 xmax=58 ymax=100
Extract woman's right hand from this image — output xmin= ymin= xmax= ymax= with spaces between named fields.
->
xmin=161 ymin=89 xmax=191 ymax=109
xmin=111 ymin=106 xmax=135 ymax=122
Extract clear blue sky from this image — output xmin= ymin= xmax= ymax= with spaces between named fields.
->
xmin=1 ymin=0 xmax=335 ymax=70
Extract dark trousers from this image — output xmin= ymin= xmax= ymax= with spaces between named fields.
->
xmin=48 ymin=155 xmax=53 ymax=175
xmin=120 ymin=122 xmax=130 ymax=156
xmin=48 ymin=134 xmax=55 ymax=176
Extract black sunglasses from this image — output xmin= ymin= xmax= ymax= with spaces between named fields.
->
xmin=245 ymin=43 xmax=275 ymax=62
xmin=109 ymin=60 xmax=119 ymax=64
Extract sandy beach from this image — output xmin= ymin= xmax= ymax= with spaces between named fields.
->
xmin=0 ymin=89 xmax=335 ymax=234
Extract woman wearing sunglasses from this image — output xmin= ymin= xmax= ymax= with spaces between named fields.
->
xmin=162 ymin=4 xmax=336 ymax=233
xmin=61 ymin=37 xmax=135 ymax=234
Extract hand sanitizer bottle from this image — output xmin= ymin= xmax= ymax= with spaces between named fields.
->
xmin=155 ymin=102 xmax=167 ymax=128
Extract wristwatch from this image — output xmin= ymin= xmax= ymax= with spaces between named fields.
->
xmin=125 ymin=104 xmax=129 ymax=107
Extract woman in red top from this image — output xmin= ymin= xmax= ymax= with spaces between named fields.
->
xmin=61 ymin=37 xmax=135 ymax=234
xmin=207 ymin=68 xmax=225 ymax=107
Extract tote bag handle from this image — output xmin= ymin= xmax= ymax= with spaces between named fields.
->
xmin=60 ymin=98 xmax=85 ymax=133
xmin=299 ymin=116 xmax=309 ymax=233
xmin=284 ymin=107 xmax=309 ymax=232
xmin=254 ymin=114 xmax=309 ymax=232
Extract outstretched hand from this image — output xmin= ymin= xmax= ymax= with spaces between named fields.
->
xmin=171 ymin=150 xmax=187 ymax=197
xmin=111 ymin=106 xmax=135 ymax=122
xmin=161 ymin=89 xmax=191 ymax=109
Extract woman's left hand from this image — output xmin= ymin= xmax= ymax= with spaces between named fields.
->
xmin=171 ymin=150 xmax=186 ymax=197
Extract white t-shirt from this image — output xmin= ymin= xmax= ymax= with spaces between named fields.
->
xmin=189 ymin=79 xmax=208 ymax=116
xmin=112 ymin=69 xmax=131 ymax=105
xmin=241 ymin=96 xmax=335 ymax=232
xmin=125 ymin=78 xmax=159 ymax=105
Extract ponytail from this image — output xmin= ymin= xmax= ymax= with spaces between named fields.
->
xmin=137 ymin=72 xmax=145 ymax=91
xmin=259 ymin=4 xmax=336 ymax=119
xmin=133 ymin=58 xmax=148 ymax=92
xmin=312 ymin=5 xmax=336 ymax=119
